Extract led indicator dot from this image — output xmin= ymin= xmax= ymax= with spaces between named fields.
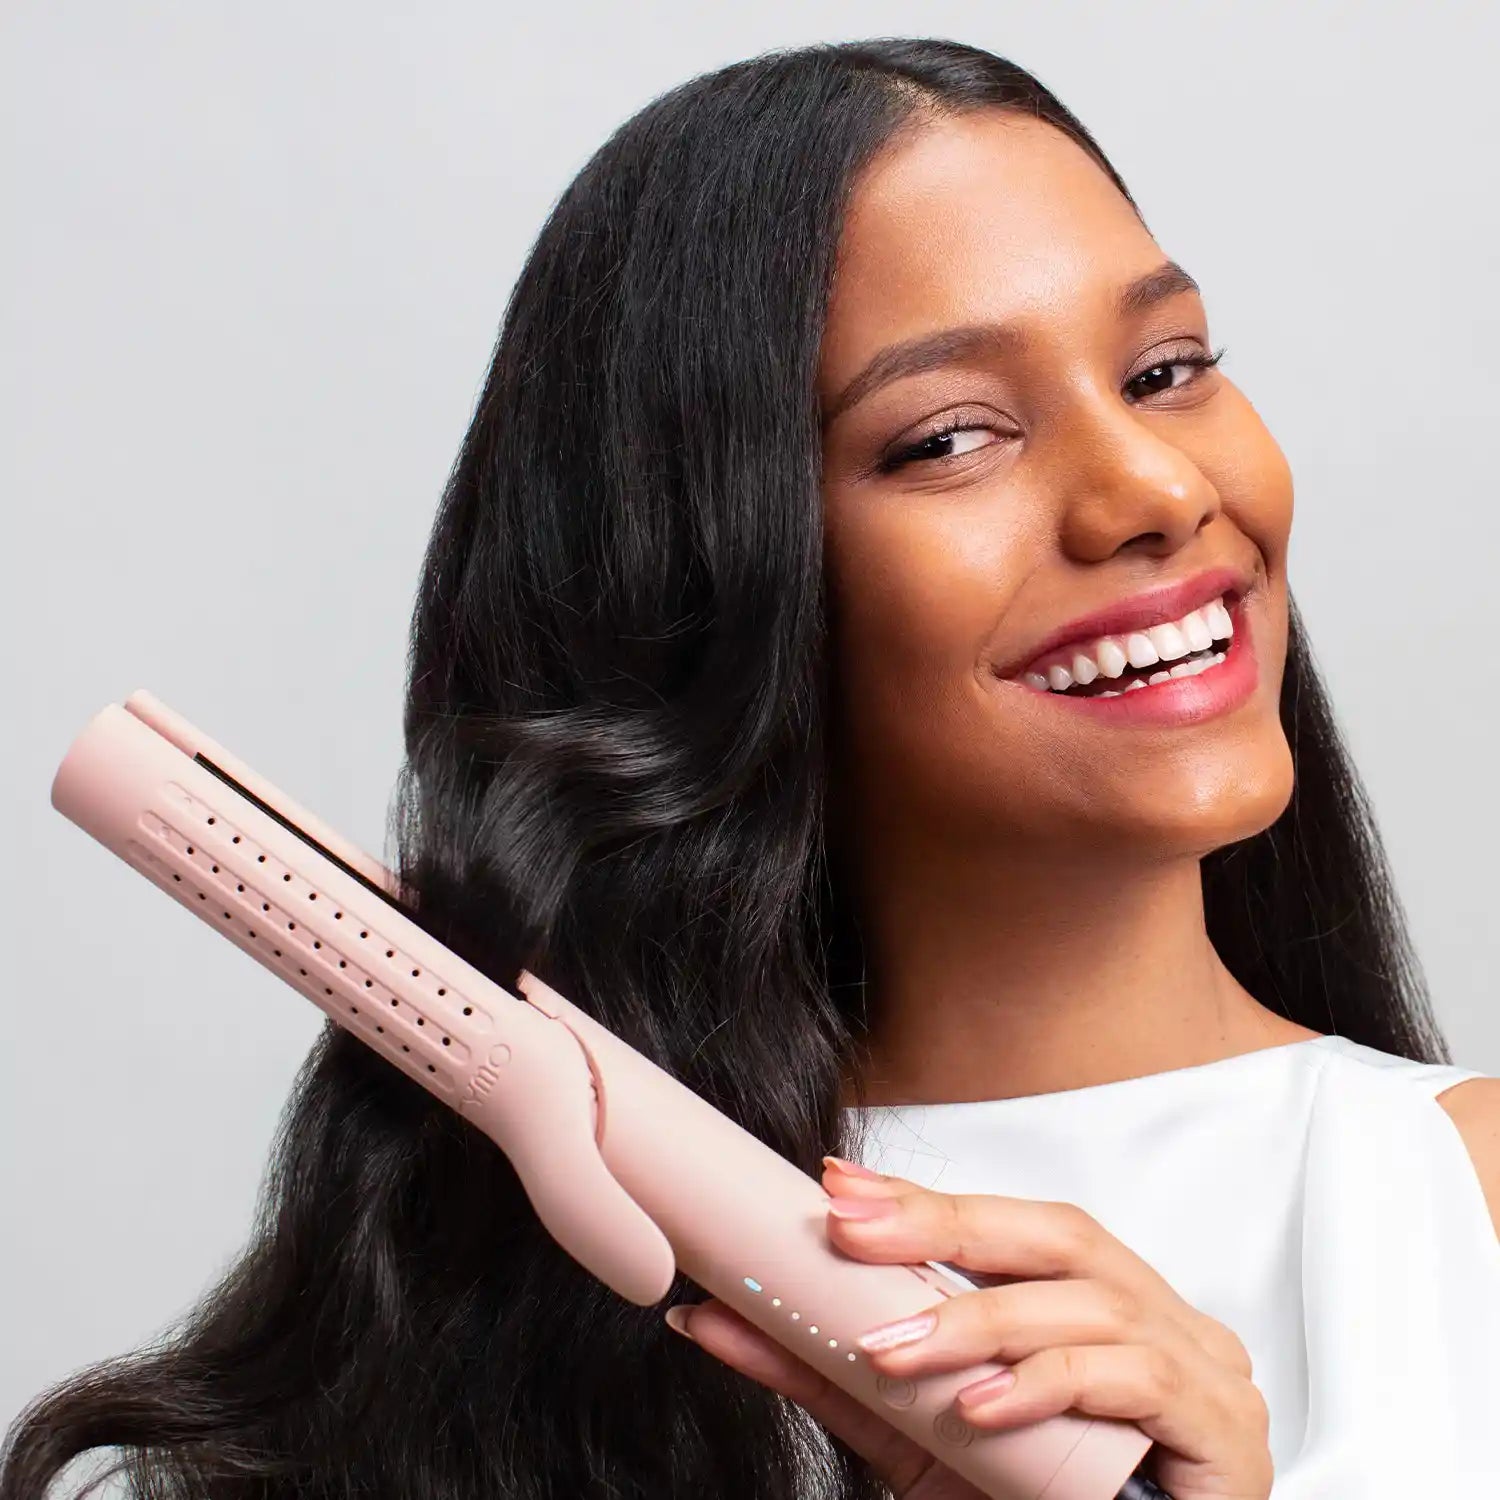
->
xmin=790 ymin=1312 xmax=800 ymax=1320
xmin=847 ymin=1352 xmax=857 ymax=1361
xmin=743 ymin=1278 xmax=762 ymax=1293
xmin=809 ymin=1326 xmax=819 ymax=1335
xmin=828 ymin=1340 xmax=838 ymax=1348
xmin=771 ymin=1298 xmax=781 ymax=1307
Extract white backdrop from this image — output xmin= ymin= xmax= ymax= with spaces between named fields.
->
xmin=4 ymin=0 xmax=1496 ymax=1449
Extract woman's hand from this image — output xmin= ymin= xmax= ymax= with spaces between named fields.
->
xmin=663 ymin=1159 xmax=1273 ymax=1500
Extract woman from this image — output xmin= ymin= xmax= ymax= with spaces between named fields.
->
xmin=4 ymin=35 xmax=1496 ymax=1500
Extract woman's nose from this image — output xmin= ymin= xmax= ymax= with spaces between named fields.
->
xmin=1052 ymin=406 xmax=1222 ymax=561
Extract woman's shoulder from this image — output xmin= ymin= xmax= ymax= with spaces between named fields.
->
xmin=1315 ymin=1034 xmax=1500 ymax=1239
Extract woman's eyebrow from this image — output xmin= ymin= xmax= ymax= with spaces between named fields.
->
xmin=821 ymin=260 xmax=1201 ymax=426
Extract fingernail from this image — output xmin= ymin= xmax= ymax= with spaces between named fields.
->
xmin=664 ymin=1305 xmax=697 ymax=1342
xmin=956 ymin=1368 xmax=1017 ymax=1406
xmin=856 ymin=1309 xmax=937 ymax=1352
xmin=827 ymin=1196 xmax=898 ymax=1220
xmin=822 ymin=1154 xmax=886 ymax=1180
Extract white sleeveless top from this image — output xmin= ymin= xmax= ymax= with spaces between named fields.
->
xmin=840 ymin=1034 xmax=1500 ymax=1495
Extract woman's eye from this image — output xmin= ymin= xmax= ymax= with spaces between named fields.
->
xmin=878 ymin=424 xmax=997 ymax=474
xmin=1124 ymin=346 xmax=1226 ymax=402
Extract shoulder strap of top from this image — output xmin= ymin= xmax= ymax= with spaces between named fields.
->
xmin=1413 ymin=1065 xmax=1489 ymax=1101
xmin=1318 ymin=1034 xmax=1490 ymax=1100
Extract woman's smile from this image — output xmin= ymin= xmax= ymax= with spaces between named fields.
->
xmin=988 ymin=565 xmax=1263 ymax=728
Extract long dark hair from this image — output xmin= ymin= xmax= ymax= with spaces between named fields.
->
xmin=3 ymin=36 xmax=1453 ymax=1500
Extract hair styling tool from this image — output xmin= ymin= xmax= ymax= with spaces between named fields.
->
xmin=49 ymin=690 xmax=1175 ymax=1500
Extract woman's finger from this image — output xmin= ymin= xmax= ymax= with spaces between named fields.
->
xmin=950 ymin=1338 xmax=1272 ymax=1492
xmin=854 ymin=1275 xmax=1197 ymax=1380
xmin=822 ymin=1165 xmax=1213 ymax=1352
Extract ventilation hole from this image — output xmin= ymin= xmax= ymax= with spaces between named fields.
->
xmin=262 ymin=903 xmax=270 ymax=912
xmin=313 ymin=941 xmax=322 ymax=949
xmin=390 ymin=998 xmax=398 ymax=1007
xmin=349 ymin=1005 xmax=357 ymax=1014
xmin=376 ymin=1025 xmax=383 ymax=1033
xmin=309 ymin=893 xmax=317 ymax=901
xmin=258 ymin=855 xmax=265 ymax=863
xmin=207 ymin=817 xmax=215 ymax=825
xmin=186 ymin=846 xmax=194 ymax=854
xmin=411 ymin=969 xmax=420 ymax=977
xmin=462 ymin=1006 xmax=472 ymax=1015
xmin=211 ymin=865 xmax=219 ymax=874
xmin=338 ymin=960 xmax=346 ymax=969
xmin=299 ymin=968 xmax=307 ymax=976
xmin=335 ymin=913 xmax=342 ymax=920
xmin=288 ymin=922 xmax=296 ymax=930
xmin=283 ymin=873 xmax=291 ymax=882
xmin=359 ymin=931 xmax=368 ymax=939
xmin=223 ymin=911 xmax=231 ymax=919
xmin=198 ymin=893 xmax=206 ymax=900
xmin=401 ymin=1045 xmax=409 ymax=1053
xmin=386 ymin=949 xmax=394 ymax=957
xmin=324 ymin=987 xmax=332 ymax=995
xmin=427 ymin=1065 xmax=435 ymax=1073
xmin=232 ymin=835 xmax=240 ymax=844
xmin=416 ymin=1018 xmax=424 ymax=1026
xmin=441 ymin=1037 xmax=450 ymax=1046
xmin=236 ymin=884 xmax=244 ymax=892
xmin=364 ymin=979 xmax=373 ymax=988
xmin=173 ymin=874 xmax=181 ymax=882
xmin=248 ymin=929 xmax=256 ymax=937
xmin=274 ymin=949 xmax=282 ymax=957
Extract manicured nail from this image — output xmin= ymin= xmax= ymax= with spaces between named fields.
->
xmin=856 ymin=1309 xmax=937 ymax=1352
xmin=822 ymin=1154 xmax=886 ymax=1180
xmin=827 ymin=1196 xmax=898 ymax=1220
xmin=664 ymin=1305 xmax=697 ymax=1342
xmin=956 ymin=1368 xmax=1017 ymax=1406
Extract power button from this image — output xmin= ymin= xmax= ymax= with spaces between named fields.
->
xmin=874 ymin=1374 xmax=917 ymax=1408
xmin=933 ymin=1411 xmax=975 ymax=1447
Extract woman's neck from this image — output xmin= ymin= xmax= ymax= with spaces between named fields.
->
xmin=835 ymin=846 xmax=1320 ymax=1110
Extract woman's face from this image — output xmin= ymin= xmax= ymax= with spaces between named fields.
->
xmin=817 ymin=110 xmax=1295 ymax=863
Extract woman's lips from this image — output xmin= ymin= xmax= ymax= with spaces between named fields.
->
xmin=992 ymin=592 xmax=1259 ymax=728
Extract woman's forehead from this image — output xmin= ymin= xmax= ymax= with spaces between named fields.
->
xmin=820 ymin=113 xmax=1159 ymax=383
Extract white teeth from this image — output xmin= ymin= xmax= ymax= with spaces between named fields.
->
xmin=1096 ymin=639 xmax=1129 ymax=679
xmin=1054 ymin=650 xmax=1227 ymax=701
xmin=1014 ymin=591 xmax=1238 ymax=695
xmin=1181 ymin=609 xmax=1213 ymax=653
xmin=1206 ymin=598 xmax=1234 ymax=638
xmin=1145 ymin=621 xmax=1190 ymax=663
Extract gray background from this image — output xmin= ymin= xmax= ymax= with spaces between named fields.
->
xmin=4 ymin=0 xmax=1496 ymax=1453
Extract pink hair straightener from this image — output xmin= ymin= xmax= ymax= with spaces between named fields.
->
xmin=49 ymin=690 xmax=1172 ymax=1500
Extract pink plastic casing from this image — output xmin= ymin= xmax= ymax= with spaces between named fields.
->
xmin=49 ymin=691 xmax=1155 ymax=1500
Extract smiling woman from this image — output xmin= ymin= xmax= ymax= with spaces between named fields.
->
xmin=3 ymin=33 xmax=1496 ymax=1500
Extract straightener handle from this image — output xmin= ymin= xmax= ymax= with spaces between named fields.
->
xmin=461 ymin=996 xmax=677 ymax=1304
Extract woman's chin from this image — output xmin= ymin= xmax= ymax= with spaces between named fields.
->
xmin=1068 ymin=741 xmax=1296 ymax=857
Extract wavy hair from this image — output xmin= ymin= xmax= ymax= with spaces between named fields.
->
xmin=2 ymin=35 xmax=1453 ymax=1500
